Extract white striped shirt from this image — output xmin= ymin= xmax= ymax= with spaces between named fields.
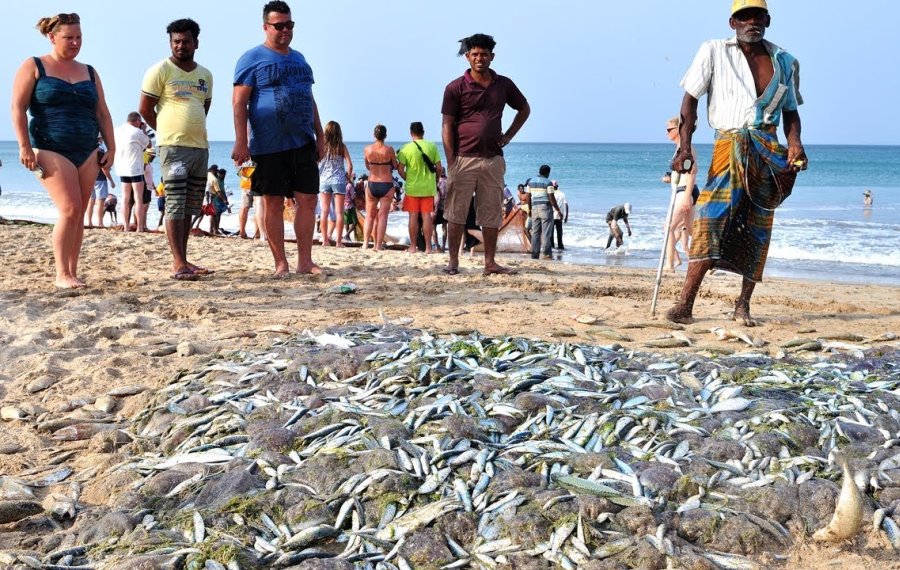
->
xmin=681 ymin=37 xmax=802 ymax=131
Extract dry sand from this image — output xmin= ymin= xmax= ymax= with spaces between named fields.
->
xmin=1 ymin=221 xmax=899 ymax=567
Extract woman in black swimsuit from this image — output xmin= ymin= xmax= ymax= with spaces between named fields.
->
xmin=363 ymin=124 xmax=399 ymax=250
xmin=11 ymin=13 xmax=115 ymax=289
xmin=664 ymin=116 xmax=700 ymax=272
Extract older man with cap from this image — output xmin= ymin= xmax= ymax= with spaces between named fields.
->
xmin=665 ymin=0 xmax=808 ymax=326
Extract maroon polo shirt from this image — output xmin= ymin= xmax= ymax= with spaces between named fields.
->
xmin=441 ymin=69 xmax=527 ymax=158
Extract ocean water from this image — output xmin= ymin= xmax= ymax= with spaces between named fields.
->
xmin=1 ymin=141 xmax=898 ymax=285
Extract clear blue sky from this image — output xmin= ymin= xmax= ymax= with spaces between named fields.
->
xmin=2 ymin=0 xmax=898 ymax=145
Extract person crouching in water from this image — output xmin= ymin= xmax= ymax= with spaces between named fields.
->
xmin=605 ymin=203 xmax=632 ymax=248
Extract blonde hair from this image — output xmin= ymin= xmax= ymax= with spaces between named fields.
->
xmin=323 ymin=121 xmax=344 ymax=158
xmin=667 ymin=116 xmax=680 ymax=128
xmin=36 ymin=13 xmax=80 ymax=36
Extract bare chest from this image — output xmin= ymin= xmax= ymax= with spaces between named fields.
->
xmin=743 ymin=51 xmax=774 ymax=97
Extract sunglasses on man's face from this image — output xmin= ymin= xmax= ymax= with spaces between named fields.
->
xmin=667 ymin=127 xmax=677 ymax=133
xmin=266 ymin=20 xmax=295 ymax=31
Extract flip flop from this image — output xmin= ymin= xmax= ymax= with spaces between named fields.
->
xmin=190 ymin=266 xmax=215 ymax=276
xmin=442 ymin=267 xmax=459 ymax=275
xmin=170 ymin=269 xmax=199 ymax=281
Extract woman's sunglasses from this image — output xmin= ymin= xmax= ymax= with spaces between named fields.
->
xmin=266 ymin=21 xmax=295 ymax=31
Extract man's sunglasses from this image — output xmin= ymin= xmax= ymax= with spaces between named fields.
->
xmin=266 ymin=21 xmax=295 ymax=31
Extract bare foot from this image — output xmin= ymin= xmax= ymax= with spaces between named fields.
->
xmin=665 ymin=265 xmax=676 ymax=273
xmin=407 ymin=246 xmax=417 ymax=254
xmin=483 ymin=263 xmax=517 ymax=276
xmin=665 ymin=303 xmax=694 ymax=324
xmin=239 ymin=232 xmax=249 ymax=239
xmin=273 ymin=262 xmax=290 ymax=278
xmin=335 ymin=242 xmax=345 ymax=248
xmin=733 ymin=304 xmax=758 ymax=327
xmin=296 ymin=264 xmax=322 ymax=275
xmin=55 ymin=275 xmax=84 ymax=289
xmin=424 ymin=248 xmax=433 ymax=254
xmin=442 ymin=265 xmax=459 ymax=275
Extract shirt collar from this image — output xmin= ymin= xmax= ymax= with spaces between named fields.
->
xmin=463 ymin=68 xmax=497 ymax=85
xmin=725 ymin=36 xmax=780 ymax=56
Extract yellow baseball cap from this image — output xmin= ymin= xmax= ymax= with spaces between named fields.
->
xmin=731 ymin=0 xmax=768 ymax=16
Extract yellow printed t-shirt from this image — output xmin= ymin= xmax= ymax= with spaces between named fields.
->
xmin=141 ymin=59 xmax=213 ymax=149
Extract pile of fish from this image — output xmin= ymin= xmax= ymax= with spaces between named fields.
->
xmin=3 ymin=325 xmax=900 ymax=569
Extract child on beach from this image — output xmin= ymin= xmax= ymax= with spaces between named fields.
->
xmin=155 ymin=177 xmax=165 ymax=230
xmin=104 ymin=194 xmax=118 ymax=225
xmin=213 ymin=168 xmax=231 ymax=235
xmin=343 ymin=177 xmax=358 ymax=242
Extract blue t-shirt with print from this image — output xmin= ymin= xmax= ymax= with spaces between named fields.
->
xmin=234 ymin=45 xmax=316 ymax=155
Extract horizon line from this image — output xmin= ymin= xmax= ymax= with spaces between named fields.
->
xmin=1 ymin=140 xmax=898 ymax=147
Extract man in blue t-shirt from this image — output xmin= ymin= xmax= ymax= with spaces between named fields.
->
xmin=231 ymin=0 xmax=324 ymax=277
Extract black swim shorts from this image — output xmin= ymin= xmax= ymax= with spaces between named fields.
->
xmin=251 ymin=143 xmax=319 ymax=198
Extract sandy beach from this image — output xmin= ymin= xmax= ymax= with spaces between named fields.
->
xmin=2 ymin=220 xmax=900 ymax=569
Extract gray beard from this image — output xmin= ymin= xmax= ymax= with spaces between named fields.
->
xmin=737 ymin=31 xmax=765 ymax=44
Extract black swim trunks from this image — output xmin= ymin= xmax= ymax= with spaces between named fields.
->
xmin=251 ymin=143 xmax=319 ymax=198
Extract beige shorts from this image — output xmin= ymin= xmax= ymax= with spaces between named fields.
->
xmin=445 ymin=155 xmax=505 ymax=229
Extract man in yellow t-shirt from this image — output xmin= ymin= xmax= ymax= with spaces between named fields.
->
xmin=139 ymin=18 xmax=213 ymax=281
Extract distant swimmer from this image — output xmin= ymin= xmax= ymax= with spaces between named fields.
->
xmin=605 ymin=203 xmax=632 ymax=249
xmin=863 ymin=189 xmax=873 ymax=208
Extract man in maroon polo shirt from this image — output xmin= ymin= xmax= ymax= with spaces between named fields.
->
xmin=441 ymin=33 xmax=531 ymax=276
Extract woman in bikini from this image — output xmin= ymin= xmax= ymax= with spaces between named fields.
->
xmin=363 ymin=124 xmax=398 ymax=250
xmin=11 ymin=13 xmax=115 ymax=288
xmin=664 ymin=116 xmax=699 ymax=272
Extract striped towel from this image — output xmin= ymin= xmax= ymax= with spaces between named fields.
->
xmin=689 ymin=126 xmax=797 ymax=282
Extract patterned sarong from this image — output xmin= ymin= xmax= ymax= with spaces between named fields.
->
xmin=689 ymin=127 xmax=797 ymax=282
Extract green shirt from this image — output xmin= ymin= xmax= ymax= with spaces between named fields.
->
xmin=397 ymin=139 xmax=441 ymax=197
